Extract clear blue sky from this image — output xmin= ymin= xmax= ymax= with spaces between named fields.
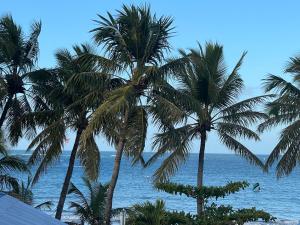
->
xmin=2 ymin=0 xmax=299 ymax=154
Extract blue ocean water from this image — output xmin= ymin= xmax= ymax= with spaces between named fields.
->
xmin=12 ymin=151 xmax=300 ymax=222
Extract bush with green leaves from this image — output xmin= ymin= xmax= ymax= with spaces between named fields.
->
xmin=195 ymin=204 xmax=274 ymax=225
xmin=126 ymin=200 xmax=188 ymax=225
xmin=126 ymin=200 xmax=274 ymax=225
xmin=126 ymin=181 xmax=275 ymax=225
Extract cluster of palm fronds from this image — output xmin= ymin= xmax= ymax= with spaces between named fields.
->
xmin=0 ymin=4 xmax=299 ymax=225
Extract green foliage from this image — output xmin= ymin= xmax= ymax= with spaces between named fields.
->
xmin=83 ymin=4 xmax=182 ymax=163
xmin=147 ymin=42 xmax=269 ymax=182
xmin=9 ymin=176 xmax=53 ymax=210
xmin=127 ymin=181 xmax=273 ymax=225
xmin=229 ymin=207 xmax=274 ymax=225
xmin=68 ymin=177 xmax=108 ymax=225
xmin=27 ymin=44 xmax=104 ymax=183
xmin=91 ymin=4 xmax=174 ymax=66
xmin=0 ymin=131 xmax=28 ymax=192
xmin=155 ymin=181 xmax=249 ymax=200
xmin=127 ymin=200 xmax=191 ymax=225
xmin=149 ymin=181 xmax=274 ymax=225
xmin=192 ymin=204 xmax=274 ymax=225
xmin=0 ymin=14 xmax=44 ymax=141
xmin=127 ymin=200 xmax=168 ymax=225
xmin=126 ymin=201 xmax=274 ymax=225
xmin=259 ymin=56 xmax=300 ymax=177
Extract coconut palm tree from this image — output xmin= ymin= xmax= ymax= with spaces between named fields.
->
xmin=68 ymin=177 xmax=108 ymax=225
xmin=146 ymin=43 xmax=268 ymax=215
xmin=0 ymin=15 xmax=42 ymax=138
xmin=258 ymin=55 xmax=300 ymax=177
xmin=0 ymin=131 xmax=27 ymax=192
xmin=26 ymin=44 xmax=115 ymax=220
xmin=84 ymin=5 xmax=182 ymax=224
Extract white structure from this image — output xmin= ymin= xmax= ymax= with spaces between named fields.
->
xmin=0 ymin=192 xmax=66 ymax=225
xmin=119 ymin=209 xmax=126 ymax=225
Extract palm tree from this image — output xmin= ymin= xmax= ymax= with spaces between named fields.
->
xmin=258 ymin=55 xmax=300 ymax=177
xmin=26 ymin=44 xmax=113 ymax=220
xmin=126 ymin=200 xmax=167 ymax=225
xmin=68 ymin=177 xmax=108 ymax=225
xmin=83 ymin=5 xmax=181 ymax=224
xmin=146 ymin=43 xmax=268 ymax=215
xmin=127 ymin=200 xmax=205 ymax=225
xmin=0 ymin=131 xmax=27 ymax=192
xmin=0 ymin=15 xmax=41 ymax=138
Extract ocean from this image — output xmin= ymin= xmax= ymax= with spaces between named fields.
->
xmin=11 ymin=151 xmax=300 ymax=224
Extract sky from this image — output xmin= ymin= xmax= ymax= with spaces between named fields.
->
xmin=1 ymin=0 xmax=300 ymax=154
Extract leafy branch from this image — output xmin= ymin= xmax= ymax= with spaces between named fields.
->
xmin=155 ymin=181 xmax=249 ymax=200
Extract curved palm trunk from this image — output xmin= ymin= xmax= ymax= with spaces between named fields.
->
xmin=197 ymin=132 xmax=206 ymax=215
xmin=104 ymin=138 xmax=125 ymax=225
xmin=104 ymin=109 xmax=129 ymax=225
xmin=0 ymin=95 xmax=13 ymax=128
xmin=55 ymin=128 xmax=83 ymax=220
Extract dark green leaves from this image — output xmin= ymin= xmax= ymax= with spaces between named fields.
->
xmin=68 ymin=177 xmax=108 ymax=225
xmin=149 ymin=43 xmax=266 ymax=182
xmin=91 ymin=4 xmax=174 ymax=66
xmin=155 ymin=181 xmax=249 ymax=200
xmin=260 ymin=56 xmax=300 ymax=177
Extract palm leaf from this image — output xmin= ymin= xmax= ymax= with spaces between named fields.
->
xmin=218 ymin=133 xmax=265 ymax=170
xmin=78 ymin=135 xmax=100 ymax=181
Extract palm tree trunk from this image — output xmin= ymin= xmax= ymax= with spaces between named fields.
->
xmin=104 ymin=138 xmax=125 ymax=225
xmin=0 ymin=95 xmax=13 ymax=128
xmin=197 ymin=132 xmax=206 ymax=216
xmin=104 ymin=108 xmax=129 ymax=225
xmin=55 ymin=128 xmax=83 ymax=220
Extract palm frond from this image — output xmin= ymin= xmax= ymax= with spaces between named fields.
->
xmin=263 ymin=74 xmax=300 ymax=96
xmin=150 ymin=125 xmax=194 ymax=182
xmin=27 ymin=119 xmax=65 ymax=165
xmin=31 ymin=140 xmax=63 ymax=184
xmin=68 ymin=178 xmax=108 ymax=224
xmin=68 ymin=181 xmax=90 ymax=211
xmin=125 ymin=106 xmax=148 ymax=164
xmin=218 ymin=133 xmax=265 ymax=170
xmin=0 ymin=174 xmax=19 ymax=191
xmin=91 ymin=4 xmax=173 ymax=66
xmin=0 ymin=155 xmax=28 ymax=173
xmin=217 ymin=122 xmax=260 ymax=141
xmin=275 ymin=138 xmax=300 ymax=177
xmin=213 ymin=52 xmax=246 ymax=109
xmin=218 ymin=111 xmax=269 ymax=127
xmin=35 ymin=201 xmax=53 ymax=210
xmin=220 ymin=95 xmax=272 ymax=116
xmin=78 ymin=135 xmax=100 ymax=181
xmin=265 ymin=120 xmax=300 ymax=169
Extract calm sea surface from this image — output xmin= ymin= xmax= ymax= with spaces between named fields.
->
xmin=11 ymin=151 xmax=300 ymax=223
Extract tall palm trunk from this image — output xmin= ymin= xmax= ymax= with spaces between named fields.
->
xmin=197 ymin=132 xmax=206 ymax=215
xmin=0 ymin=95 xmax=13 ymax=128
xmin=55 ymin=128 xmax=83 ymax=220
xmin=104 ymin=109 xmax=129 ymax=225
xmin=104 ymin=138 xmax=125 ymax=225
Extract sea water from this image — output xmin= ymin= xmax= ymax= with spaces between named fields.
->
xmin=11 ymin=151 xmax=300 ymax=224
